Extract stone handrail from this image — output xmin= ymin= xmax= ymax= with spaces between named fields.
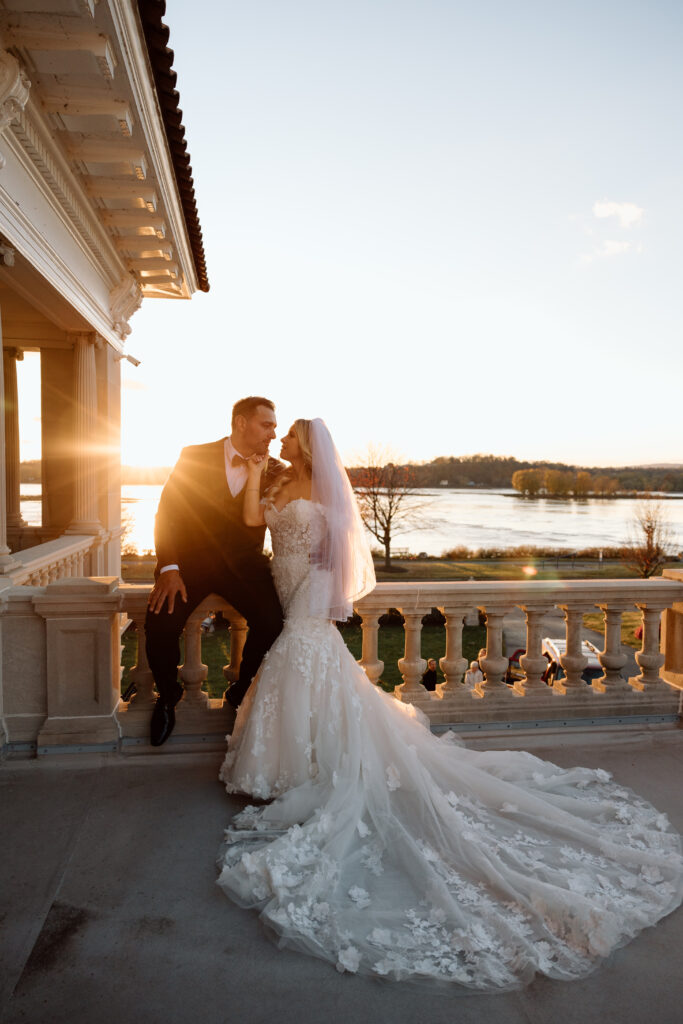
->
xmin=1 ymin=534 xmax=98 ymax=586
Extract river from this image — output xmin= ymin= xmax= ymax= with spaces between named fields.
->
xmin=19 ymin=485 xmax=683 ymax=557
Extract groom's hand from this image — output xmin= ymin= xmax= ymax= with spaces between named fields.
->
xmin=148 ymin=570 xmax=188 ymax=615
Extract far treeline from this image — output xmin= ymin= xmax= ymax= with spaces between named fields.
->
xmin=20 ymin=456 xmax=683 ymax=493
xmin=347 ymin=455 xmax=683 ymax=495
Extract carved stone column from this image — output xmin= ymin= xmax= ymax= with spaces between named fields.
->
xmin=359 ymin=611 xmax=384 ymax=686
xmin=516 ymin=606 xmax=552 ymax=693
xmin=397 ymin=610 xmax=428 ymax=699
xmin=438 ymin=606 xmax=469 ymax=692
xmin=222 ymin=609 xmax=248 ymax=686
xmin=4 ymin=347 xmax=25 ymax=528
xmin=179 ymin=613 xmax=209 ymax=707
xmin=630 ymin=604 xmax=667 ymax=690
xmin=594 ymin=604 xmax=629 ymax=691
xmin=557 ymin=604 xmax=592 ymax=690
xmin=66 ymin=333 xmax=103 ymax=537
xmin=479 ymin=608 xmax=510 ymax=688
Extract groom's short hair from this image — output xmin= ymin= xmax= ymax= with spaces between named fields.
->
xmin=231 ymin=396 xmax=276 ymax=427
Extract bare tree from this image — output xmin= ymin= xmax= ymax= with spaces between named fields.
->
xmin=621 ymin=499 xmax=677 ymax=578
xmin=353 ymin=447 xmax=429 ymax=569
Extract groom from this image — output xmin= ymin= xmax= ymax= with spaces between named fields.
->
xmin=145 ymin=396 xmax=284 ymax=746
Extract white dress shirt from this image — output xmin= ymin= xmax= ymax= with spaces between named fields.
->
xmin=223 ymin=436 xmax=250 ymax=497
xmin=160 ymin=437 xmax=250 ymax=574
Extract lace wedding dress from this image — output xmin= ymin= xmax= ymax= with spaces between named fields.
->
xmin=217 ymin=499 xmax=683 ymax=990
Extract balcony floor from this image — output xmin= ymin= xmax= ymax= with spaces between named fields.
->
xmin=2 ymin=730 xmax=683 ymax=1024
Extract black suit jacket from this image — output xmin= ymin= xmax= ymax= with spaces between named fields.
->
xmin=153 ymin=438 xmax=284 ymax=579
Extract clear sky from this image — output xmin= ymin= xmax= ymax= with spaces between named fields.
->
xmin=18 ymin=0 xmax=683 ymax=468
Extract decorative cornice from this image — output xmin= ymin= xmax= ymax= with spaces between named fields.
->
xmin=9 ymin=100 xmax=121 ymax=281
xmin=0 ymin=49 xmax=30 ymax=135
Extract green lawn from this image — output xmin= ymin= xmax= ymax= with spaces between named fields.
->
xmin=122 ymin=556 xmax=681 ymax=585
xmin=121 ymin=622 xmax=487 ymax=697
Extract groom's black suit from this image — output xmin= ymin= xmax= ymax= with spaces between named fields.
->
xmin=145 ymin=438 xmax=284 ymax=708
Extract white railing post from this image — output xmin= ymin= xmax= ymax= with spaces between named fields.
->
xmin=630 ymin=603 xmax=667 ymax=691
xmin=127 ymin=617 xmax=155 ymax=709
xmin=438 ymin=605 xmax=468 ymax=692
xmin=222 ymin=610 xmax=248 ymax=685
xmin=358 ymin=611 xmax=384 ymax=686
xmin=396 ymin=610 xmax=428 ymax=700
xmin=179 ymin=613 xmax=209 ymax=706
xmin=557 ymin=604 xmax=592 ymax=690
xmin=594 ymin=603 xmax=630 ymax=691
xmin=516 ymin=605 xmax=553 ymax=693
xmin=479 ymin=607 xmax=510 ymax=689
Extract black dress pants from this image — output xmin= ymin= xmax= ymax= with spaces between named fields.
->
xmin=144 ymin=561 xmax=283 ymax=706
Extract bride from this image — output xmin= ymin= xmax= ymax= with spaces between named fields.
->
xmin=217 ymin=418 xmax=683 ymax=991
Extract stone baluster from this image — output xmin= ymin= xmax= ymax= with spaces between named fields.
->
xmin=67 ymin=334 xmax=103 ymax=537
xmin=479 ymin=608 xmax=511 ymax=689
xmin=630 ymin=603 xmax=667 ymax=690
xmin=397 ymin=610 xmax=427 ymax=699
xmin=358 ymin=611 xmax=384 ymax=685
xmin=594 ymin=603 xmax=629 ymax=691
xmin=222 ymin=610 xmax=247 ymax=685
xmin=3 ymin=348 xmax=25 ymax=529
xmin=438 ymin=606 xmax=468 ymax=692
xmin=516 ymin=605 xmax=553 ymax=693
xmin=126 ymin=616 xmax=156 ymax=708
xmin=557 ymin=604 xmax=593 ymax=690
xmin=179 ymin=614 xmax=209 ymax=706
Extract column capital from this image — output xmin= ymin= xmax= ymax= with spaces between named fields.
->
xmin=68 ymin=330 xmax=97 ymax=348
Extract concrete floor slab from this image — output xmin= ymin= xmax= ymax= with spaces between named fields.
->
xmin=2 ymin=734 xmax=682 ymax=1024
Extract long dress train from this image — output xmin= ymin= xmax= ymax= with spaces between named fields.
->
xmin=217 ymin=499 xmax=683 ymax=991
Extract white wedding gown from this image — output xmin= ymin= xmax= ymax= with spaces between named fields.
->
xmin=217 ymin=499 xmax=683 ymax=990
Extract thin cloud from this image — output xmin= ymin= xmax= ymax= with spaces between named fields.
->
xmin=580 ymin=239 xmax=642 ymax=263
xmin=592 ymin=200 xmax=644 ymax=228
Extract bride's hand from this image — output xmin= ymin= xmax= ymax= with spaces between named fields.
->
xmin=246 ymin=454 xmax=269 ymax=479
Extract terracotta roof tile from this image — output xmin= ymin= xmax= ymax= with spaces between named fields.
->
xmin=136 ymin=0 xmax=209 ymax=292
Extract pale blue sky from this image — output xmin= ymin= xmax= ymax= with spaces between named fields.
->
xmin=20 ymin=0 xmax=683 ymax=466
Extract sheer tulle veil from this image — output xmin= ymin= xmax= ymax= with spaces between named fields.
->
xmin=308 ymin=418 xmax=375 ymax=620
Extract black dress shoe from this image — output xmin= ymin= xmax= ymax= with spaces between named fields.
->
xmin=150 ymin=683 xmax=183 ymax=746
xmin=223 ymin=687 xmax=240 ymax=711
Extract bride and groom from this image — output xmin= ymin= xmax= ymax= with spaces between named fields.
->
xmin=146 ymin=396 xmax=683 ymax=990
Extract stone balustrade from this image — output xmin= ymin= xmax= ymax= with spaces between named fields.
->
xmin=6 ymin=526 xmax=63 ymax=552
xmin=354 ymin=578 xmax=683 ymax=730
xmin=1 ymin=576 xmax=682 ymax=756
xmin=0 ymin=534 xmax=99 ymax=587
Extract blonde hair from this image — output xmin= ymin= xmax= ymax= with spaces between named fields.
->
xmin=266 ymin=418 xmax=312 ymax=500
